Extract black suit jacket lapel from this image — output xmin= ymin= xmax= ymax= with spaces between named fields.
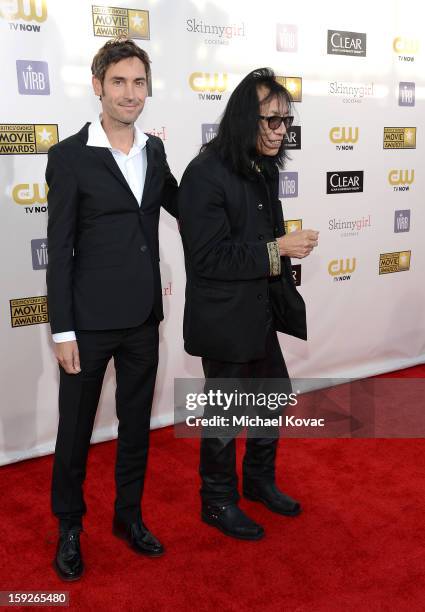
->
xmin=89 ymin=147 xmax=135 ymax=199
xmin=78 ymin=122 xmax=136 ymax=203
xmin=140 ymin=138 xmax=156 ymax=205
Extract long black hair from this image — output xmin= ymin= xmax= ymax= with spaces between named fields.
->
xmin=201 ymin=67 xmax=292 ymax=178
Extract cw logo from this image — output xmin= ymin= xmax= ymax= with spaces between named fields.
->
xmin=393 ymin=37 xmax=419 ymax=54
xmin=329 ymin=127 xmax=359 ymax=143
xmin=388 ymin=169 xmax=414 ymax=186
xmin=189 ymin=72 xmax=227 ymax=92
xmin=12 ymin=183 xmax=48 ymax=204
xmin=328 ymin=258 xmax=356 ymax=276
xmin=0 ymin=0 xmax=47 ymax=22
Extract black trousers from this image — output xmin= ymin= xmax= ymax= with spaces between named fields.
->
xmin=200 ymin=325 xmax=290 ymax=507
xmin=51 ymin=313 xmax=159 ymax=528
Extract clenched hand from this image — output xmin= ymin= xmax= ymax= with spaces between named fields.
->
xmin=277 ymin=230 xmax=319 ymax=259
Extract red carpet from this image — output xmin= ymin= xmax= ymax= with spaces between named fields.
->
xmin=1 ymin=365 xmax=424 ymax=611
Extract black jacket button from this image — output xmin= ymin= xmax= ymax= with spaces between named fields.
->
xmin=140 ymin=245 xmax=147 ymax=252
xmin=257 ymin=294 xmax=263 ymax=300
xmin=258 ymin=234 xmax=264 ymax=240
xmin=257 ymin=203 xmax=263 ymax=210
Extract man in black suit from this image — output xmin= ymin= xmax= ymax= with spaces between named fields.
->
xmin=179 ymin=69 xmax=318 ymax=540
xmin=46 ymin=38 xmax=177 ymax=580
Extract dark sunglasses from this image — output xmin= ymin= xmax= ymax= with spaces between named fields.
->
xmin=259 ymin=115 xmax=294 ymax=130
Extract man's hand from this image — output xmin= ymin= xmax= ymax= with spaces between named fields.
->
xmin=54 ymin=340 xmax=81 ymax=374
xmin=277 ymin=230 xmax=319 ymax=259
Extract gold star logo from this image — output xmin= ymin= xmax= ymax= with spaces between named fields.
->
xmin=398 ymin=251 xmax=411 ymax=269
xmin=37 ymin=128 xmax=52 ymax=144
xmin=284 ymin=219 xmax=302 ymax=234
xmin=34 ymin=124 xmax=58 ymax=153
xmin=128 ymin=10 xmax=149 ymax=39
xmin=275 ymin=76 xmax=302 ymax=102
xmin=131 ymin=14 xmax=144 ymax=30
xmin=403 ymin=128 xmax=416 ymax=148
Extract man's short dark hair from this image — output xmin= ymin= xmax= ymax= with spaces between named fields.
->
xmin=202 ymin=67 xmax=293 ymax=178
xmin=91 ymin=37 xmax=151 ymax=85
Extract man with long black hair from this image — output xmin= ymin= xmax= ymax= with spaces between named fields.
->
xmin=178 ymin=68 xmax=318 ymax=540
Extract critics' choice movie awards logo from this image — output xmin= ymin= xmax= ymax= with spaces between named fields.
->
xmin=0 ymin=124 xmax=58 ymax=154
xmin=201 ymin=124 xmax=218 ymax=144
xmin=92 ymin=6 xmax=149 ymax=39
xmin=186 ymin=18 xmax=245 ymax=45
xmin=292 ymin=264 xmax=301 ymax=286
xmin=393 ymin=37 xmax=419 ymax=62
xmin=16 ymin=60 xmax=50 ymax=95
xmin=328 ymin=81 xmax=374 ymax=104
xmin=0 ymin=0 xmax=47 ymax=31
xmin=383 ymin=127 xmax=416 ymax=149
xmin=276 ymin=24 xmax=297 ymax=52
xmin=388 ymin=169 xmax=414 ymax=192
xmin=279 ymin=172 xmax=298 ymax=198
xmin=379 ymin=251 xmax=411 ymax=274
xmin=276 ymin=76 xmax=302 ymax=102
xmin=328 ymin=258 xmax=356 ymax=282
xmin=10 ymin=295 xmax=48 ymax=328
xmin=329 ymin=127 xmax=358 ymax=150
xmin=394 ymin=210 xmax=410 ymax=233
xmin=326 ymin=171 xmax=363 ymax=194
xmin=329 ymin=215 xmax=371 ymax=238
xmin=31 ymin=238 xmax=48 ymax=269
xmin=284 ymin=219 xmax=302 ymax=234
xmin=327 ymin=30 xmax=366 ymax=57
xmin=284 ymin=126 xmax=301 ymax=149
xmin=12 ymin=182 xmax=48 ymax=213
xmin=399 ymin=82 xmax=415 ymax=106
xmin=189 ymin=72 xmax=227 ymax=100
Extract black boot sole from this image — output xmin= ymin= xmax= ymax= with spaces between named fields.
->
xmin=201 ymin=512 xmax=265 ymax=540
xmin=112 ymin=526 xmax=165 ymax=557
xmin=52 ymin=559 xmax=84 ymax=581
xmin=243 ymin=491 xmax=302 ymax=516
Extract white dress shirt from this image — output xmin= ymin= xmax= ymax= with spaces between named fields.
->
xmin=52 ymin=116 xmax=148 ymax=343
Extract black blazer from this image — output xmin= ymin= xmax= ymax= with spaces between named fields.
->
xmin=46 ymin=122 xmax=177 ymax=334
xmin=178 ymin=149 xmax=306 ymax=363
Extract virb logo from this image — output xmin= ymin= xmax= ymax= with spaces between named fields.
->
xmin=16 ymin=60 xmax=50 ymax=95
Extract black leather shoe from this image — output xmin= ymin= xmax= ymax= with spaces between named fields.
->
xmin=112 ymin=516 xmax=164 ymax=557
xmin=243 ymin=481 xmax=302 ymax=516
xmin=201 ymin=503 xmax=264 ymax=540
xmin=53 ymin=527 xmax=83 ymax=581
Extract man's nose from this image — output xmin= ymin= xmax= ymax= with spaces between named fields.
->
xmin=123 ymin=82 xmax=136 ymax=99
xmin=275 ymin=121 xmax=286 ymax=136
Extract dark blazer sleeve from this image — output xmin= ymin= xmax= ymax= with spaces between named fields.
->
xmin=178 ymin=161 xmax=273 ymax=281
xmin=46 ymin=145 xmax=79 ymax=333
xmin=157 ymin=138 xmax=178 ymax=219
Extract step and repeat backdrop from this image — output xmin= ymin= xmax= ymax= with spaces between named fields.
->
xmin=0 ymin=0 xmax=424 ymax=464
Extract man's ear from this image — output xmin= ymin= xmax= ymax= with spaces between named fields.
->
xmin=92 ymin=75 xmax=102 ymax=98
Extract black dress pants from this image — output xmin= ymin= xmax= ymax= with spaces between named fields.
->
xmin=200 ymin=325 xmax=290 ymax=507
xmin=51 ymin=313 xmax=159 ymax=528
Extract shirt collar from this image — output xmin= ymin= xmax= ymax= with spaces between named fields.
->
xmin=87 ymin=115 xmax=148 ymax=152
